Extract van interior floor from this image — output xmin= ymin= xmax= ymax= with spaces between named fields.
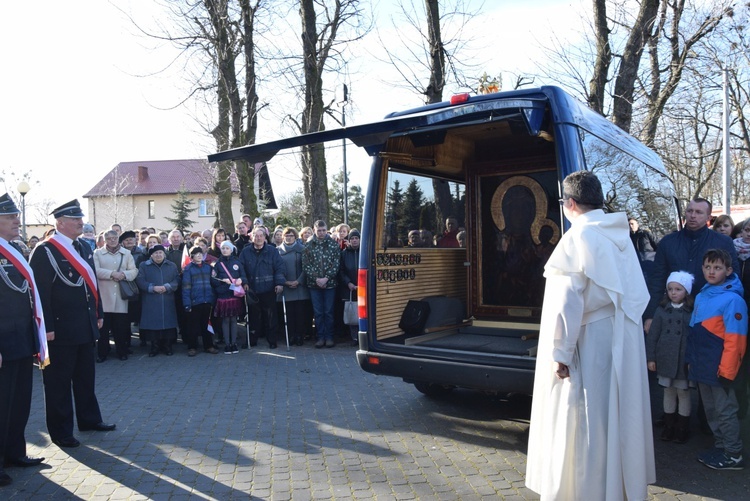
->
xmin=403 ymin=326 xmax=537 ymax=356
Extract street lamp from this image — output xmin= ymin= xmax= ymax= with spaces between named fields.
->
xmin=17 ymin=181 xmax=30 ymax=241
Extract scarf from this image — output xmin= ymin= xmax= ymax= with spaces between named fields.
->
xmin=47 ymin=234 xmax=99 ymax=314
xmin=734 ymin=237 xmax=750 ymax=261
xmin=0 ymin=238 xmax=50 ymax=368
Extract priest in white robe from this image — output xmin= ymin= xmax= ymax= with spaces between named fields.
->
xmin=525 ymin=171 xmax=655 ymax=501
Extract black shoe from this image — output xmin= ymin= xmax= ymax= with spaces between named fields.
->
xmin=0 ymin=470 xmax=10 ymax=486
xmin=119 ymin=355 xmax=128 ymax=361
xmin=79 ymin=422 xmax=116 ymax=432
xmin=165 ymin=350 xmax=173 ymax=356
xmin=269 ymin=343 xmax=277 ymax=349
xmin=5 ymin=456 xmax=45 ymax=468
xmin=52 ymin=437 xmax=80 ymax=448
xmin=315 ymin=339 xmax=325 ymax=349
xmin=127 ymin=349 xmax=133 ymax=355
xmin=96 ymin=357 xmax=106 ymax=363
xmin=148 ymin=351 xmax=158 ymax=357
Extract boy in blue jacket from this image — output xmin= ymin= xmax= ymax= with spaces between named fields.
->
xmin=688 ymin=248 xmax=747 ymax=470
xmin=182 ymin=246 xmax=218 ymax=356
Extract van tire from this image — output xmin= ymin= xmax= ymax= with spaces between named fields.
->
xmin=414 ymin=382 xmax=454 ymax=397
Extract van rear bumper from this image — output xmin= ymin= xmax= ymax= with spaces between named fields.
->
xmin=356 ymin=349 xmax=535 ymax=395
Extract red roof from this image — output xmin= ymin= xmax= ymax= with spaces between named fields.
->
xmin=83 ymin=159 xmax=239 ymax=198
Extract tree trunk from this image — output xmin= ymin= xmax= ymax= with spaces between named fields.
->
xmin=205 ymin=0 xmax=236 ymax=231
xmin=300 ymin=0 xmax=330 ymax=224
xmin=422 ymin=0 xmax=451 ymax=227
xmin=424 ymin=0 xmax=445 ymax=105
xmin=588 ymin=0 xmax=611 ymax=114
xmin=236 ymin=0 xmax=260 ymax=216
xmin=611 ymin=0 xmax=660 ymax=133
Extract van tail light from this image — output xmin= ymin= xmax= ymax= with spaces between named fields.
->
xmin=357 ymin=269 xmax=367 ymax=320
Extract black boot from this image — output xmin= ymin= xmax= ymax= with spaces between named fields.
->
xmin=661 ymin=412 xmax=676 ymax=441
xmin=673 ymin=414 xmax=690 ymax=443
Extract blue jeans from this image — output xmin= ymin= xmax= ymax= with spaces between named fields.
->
xmin=310 ymin=288 xmax=335 ymax=341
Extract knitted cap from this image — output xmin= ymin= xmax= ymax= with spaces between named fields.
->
xmin=667 ymin=271 xmax=694 ymax=295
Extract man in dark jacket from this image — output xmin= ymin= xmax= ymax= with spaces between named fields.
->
xmin=29 ymin=200 xmax=115 ymax=450
xmin=645 ymin=198 xmax=739 ymax=331
xmin=0 ymin=194 xmax=47 ymax=484
xmin=239 ymin=226 xmax=285 ymax=348
xmin=629 ymin=217 xmax=658 ymax=277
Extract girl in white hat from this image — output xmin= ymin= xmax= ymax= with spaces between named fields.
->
xmin=646 ymin=270 xmax=695 ymax=443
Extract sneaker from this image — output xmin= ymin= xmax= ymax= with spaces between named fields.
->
xmin=325 ymin=339 xmax=335 ymax=348
xmin=232 ymin=344 xmax=239 ymax=354
xmin=315 ymin=339 xmax=325 ymax=349
xmin=698 ymin=447 xmax=723 ymax=464
xmin=224 ymin=345 xmax=232 ymax=355
xmin=703 ymin=451 xmax=745 ymax=470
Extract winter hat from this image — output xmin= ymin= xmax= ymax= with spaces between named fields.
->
xmin=220 ymin=240 xmax=235 ymax=252
xmin=348 ymin=229 xmax=360 ymax=239
xmin=667 ymin=271 xmax=694 ymax=295
xmin=148 ymin=244 xmax=166 ymax=256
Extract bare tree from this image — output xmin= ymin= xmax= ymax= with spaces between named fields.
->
xmin=639 ymin=1 xmax=732 ymax=146
xmin=123 ymin=1 xmax=268 ymax=230
xmin=286 ymin=0 xmax=368 ymax=223
xmin=374 ymin=0 xmax=481 ymax=103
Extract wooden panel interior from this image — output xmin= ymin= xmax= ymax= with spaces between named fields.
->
xmin=375 ymin=250 xmax=467 ymax=340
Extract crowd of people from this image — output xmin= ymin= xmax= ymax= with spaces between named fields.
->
xmin=15 ymin=212 xmax=363 ymax=360
xmin=0 ymin=197 xmax=364 ymax=485
xmin=3 ymin=182 xmax=749 ymax=491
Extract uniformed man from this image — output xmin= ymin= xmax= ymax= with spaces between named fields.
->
xmin=0 ymin=193 xmax=49 ymax=486
xmin=29 ymin=199 xmax=115 ymax=449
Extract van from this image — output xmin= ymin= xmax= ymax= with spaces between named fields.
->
xmin=209 ymin=85 xmax=679 ymax=396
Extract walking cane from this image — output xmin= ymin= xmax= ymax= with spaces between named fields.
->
xmin=282 ymin=293 xmax=291 ymax=352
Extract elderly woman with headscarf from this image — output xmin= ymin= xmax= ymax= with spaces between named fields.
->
xmin=136 ymin=245 xmax=179 ymax=356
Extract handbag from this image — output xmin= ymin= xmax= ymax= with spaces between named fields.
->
xmin=398 ymin=300 xmax=430 ymax=335
xmin=343 ymin=291 xmax=358 ymax=326
xmin=220 ymin=261 xmax=245 ymax=297
xmin=117 ymin=254 xmax=139 ymax=301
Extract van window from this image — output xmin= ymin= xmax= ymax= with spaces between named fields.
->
xmin=580 ymin=130 xmax=678 ymax=239
xmin=381 ymin=169 xmax=466 ymax=249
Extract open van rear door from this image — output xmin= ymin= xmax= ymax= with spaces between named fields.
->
xmin=207 ymin=95 xmax=549 ymax=164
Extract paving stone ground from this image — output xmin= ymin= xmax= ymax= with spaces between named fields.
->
xmin=4 ymin=336 xmax=749 ymax=500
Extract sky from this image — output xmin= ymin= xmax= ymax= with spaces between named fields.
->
xmin=0 ymin=0 xmax=586 ymax=226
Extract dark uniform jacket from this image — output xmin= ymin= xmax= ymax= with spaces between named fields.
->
xmin=29 ymin=238 xmax=102 ymax=345
xmin=0 ymin=241 xmax=38 ymax=361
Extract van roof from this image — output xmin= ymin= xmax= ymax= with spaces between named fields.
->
xmin=208 ymin=86 xmax=664 ymax=172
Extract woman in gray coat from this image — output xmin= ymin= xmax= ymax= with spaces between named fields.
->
xmin=277 ymin=227 xmax=310 ymax=346
xmin=136 ymin=245 xmax=180 ymax=356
